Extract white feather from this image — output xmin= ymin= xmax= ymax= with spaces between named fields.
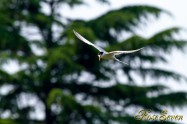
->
xmin=108 ymin=48 xmax=143 ymax=56
xmin=73 ymin=30 xmax=106 ymax=52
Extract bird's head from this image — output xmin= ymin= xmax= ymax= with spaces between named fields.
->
xmin=98 ymin=52 xmax=104 ymax=61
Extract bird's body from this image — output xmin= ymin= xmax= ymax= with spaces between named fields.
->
xmin=102 ymin=53 xmax=113 ymax=60
xmin=73 ymin=30 xmax=143 ymax=65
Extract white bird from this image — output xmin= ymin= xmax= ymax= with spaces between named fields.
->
xmin=73 ymin=30 xmax=143 ymax=65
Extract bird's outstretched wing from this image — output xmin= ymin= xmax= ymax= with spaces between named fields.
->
xmin=114 ymin=57 xmax=128 ymax=65
xmin=73 ymin=30 xmax=106 ymax=52
xmin=108 ymin=48 xmax=143 ymax=56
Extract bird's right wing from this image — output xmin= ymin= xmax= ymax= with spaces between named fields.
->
xmin=73 ymin=30 xmax=106 ymax=52
xmin=108 ymin=48 xmax=143 ymax=56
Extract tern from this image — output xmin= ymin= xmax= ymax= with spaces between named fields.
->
xmin=73 ymin=30 xmax=143 ymax=65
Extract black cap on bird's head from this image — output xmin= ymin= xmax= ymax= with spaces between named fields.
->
xmin=98 ymin=52 xmax=104 ymax=55
xmin=98 ymin=52 xmax=103 ymax=61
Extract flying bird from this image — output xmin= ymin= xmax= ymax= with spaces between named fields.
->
xmin=73 ymin=30 xmax=143 ymax=65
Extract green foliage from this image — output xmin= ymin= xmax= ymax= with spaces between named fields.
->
xmin=0 ymin=0 xmax=187 ymax=124
xmin=0 ymin=119 xmax=18 ymax=124
xmin=71 ymin=5 xmax=167 ymax=44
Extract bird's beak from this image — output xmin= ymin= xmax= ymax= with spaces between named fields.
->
xmin=98 ymin=55 xmax=101 ymax=61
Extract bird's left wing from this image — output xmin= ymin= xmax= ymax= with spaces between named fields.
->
xmin=73 ymin=30 xmax=106 ymax=52
xmin=108 ymin=48 xmax=143 ymax=56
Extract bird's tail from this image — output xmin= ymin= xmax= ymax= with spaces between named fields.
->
xmin=114 ymin=57 xmax=128 ymax=65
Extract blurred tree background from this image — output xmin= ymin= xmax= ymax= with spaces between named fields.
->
xmin=0 ymin=0 xmax=187 ymax=124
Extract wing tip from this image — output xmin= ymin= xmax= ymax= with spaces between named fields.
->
xmin=134 ymin=47 xmax=144 ymax=52
xmin=140 ymin=47 xmax=144 ymax=50
xmin=73 ymin=29 xmax=76 ymax=34
xmin=73 ymin=29 xmax=80 ymax=38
